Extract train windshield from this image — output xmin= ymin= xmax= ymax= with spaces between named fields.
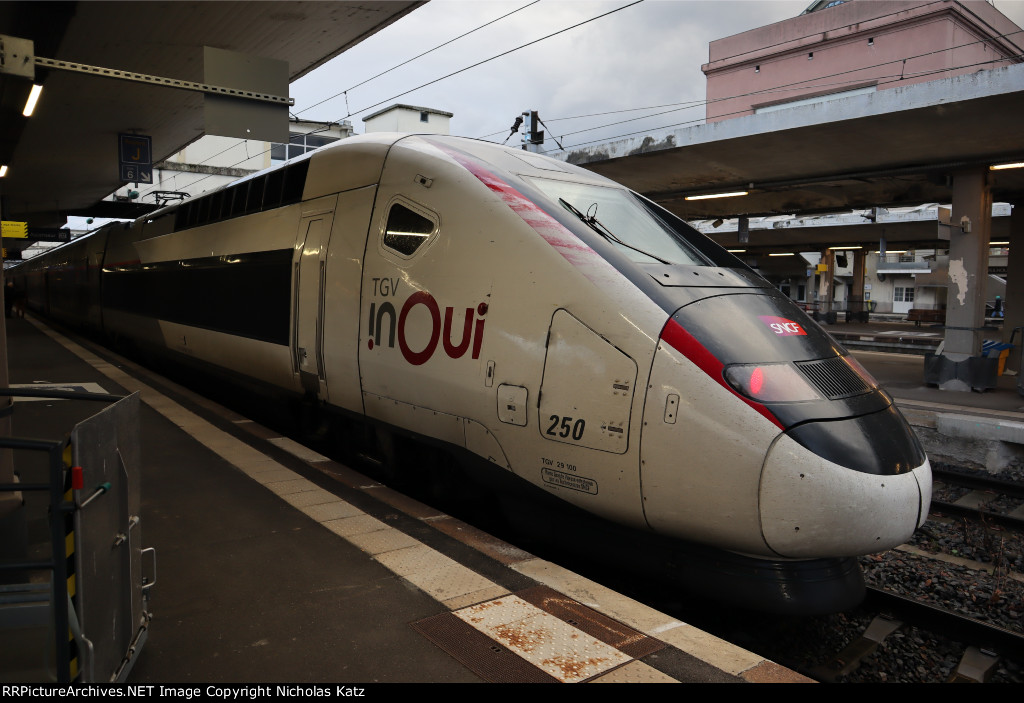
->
xmin=527 ymin=177 xmax=708 ymax=266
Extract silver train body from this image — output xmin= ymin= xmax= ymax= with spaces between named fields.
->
xmin=16 ymin=134 xmax=931 ymax=611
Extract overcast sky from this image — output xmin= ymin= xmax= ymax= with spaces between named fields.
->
xmin=287 ymin=0 xmax=1024 ymax=154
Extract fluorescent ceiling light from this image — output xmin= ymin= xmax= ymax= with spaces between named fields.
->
xmin=22 ymin=84 xmax=43 ymax=117
xmin=0 ymin=165 xmax=7 ymax=178
xmin=684 ymin=191 xmax=749 ymax=201
xmin=829 ymin=246 xmax=862 ymax=250
xmin=768 ymin=252 xmax=794 ymax=257
xmin=990 ymin=162 xmax=1024 ymax=171
xmin=727 ymin=249 xmax=746 ymax=253
xmin=990 ymin=241 xmax=1010 ymax=245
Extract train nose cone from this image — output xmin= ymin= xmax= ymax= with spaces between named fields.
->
xmin=759 ymin=432 xmax=931 ymax=559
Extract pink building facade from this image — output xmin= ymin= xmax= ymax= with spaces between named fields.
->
xmin=702 ymin=0 xmax=1023 ymax=122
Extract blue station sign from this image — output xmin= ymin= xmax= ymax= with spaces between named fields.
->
xmin=119 ymin=133 xmax=153 ymax=184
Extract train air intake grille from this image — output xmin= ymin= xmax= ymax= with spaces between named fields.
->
xmin=796 ymin=357 xmax=873 ymax=400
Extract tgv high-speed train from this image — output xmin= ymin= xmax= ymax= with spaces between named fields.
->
xmin=14 ymin=133 xmax=931 ymax=613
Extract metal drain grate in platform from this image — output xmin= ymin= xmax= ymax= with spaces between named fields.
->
xmin=515 ymin=585 xmax=666 ymax=659
xmin=411 ymin=586 xmax=667 ymax=683
xmin=412 ymin=611 xmax=558 ymax=683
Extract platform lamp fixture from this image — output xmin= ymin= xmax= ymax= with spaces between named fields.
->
xmin=22 ymin=83 xmax=42 ymax=116
xmin=684 ymin=191 xmax=749 ymax=201
xmin=5 ymin=84 xmax=45 ymax=178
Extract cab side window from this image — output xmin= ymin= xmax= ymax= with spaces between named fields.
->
xmin=382 ymin=201 xmax=436 ymax=257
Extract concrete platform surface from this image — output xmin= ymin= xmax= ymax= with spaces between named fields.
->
xmin=0 ymin=316 xmax=811 ymax=685
xmin=5 ymin=313 xmax=1019 ymax=685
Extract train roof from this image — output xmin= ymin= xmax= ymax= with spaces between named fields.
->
xmin=14 ymin=133 xmax=621 ymax=271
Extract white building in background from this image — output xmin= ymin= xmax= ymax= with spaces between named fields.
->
xmin=26 ymin=119 xmax=355 ymax=261
xmin=363 ymin=104 xmax=453 ymax=135
xmin=117 ymin=118 xmax=354 ymax=209
xmin=36 ymin=107 xmax=455 ymax=262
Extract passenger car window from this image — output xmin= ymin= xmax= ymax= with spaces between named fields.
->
xmin=383 ymin=202 xmax=436 ymax=257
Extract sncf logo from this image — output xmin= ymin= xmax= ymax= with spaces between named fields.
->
xmin=759 ymin=315 xmax=806 ymax=336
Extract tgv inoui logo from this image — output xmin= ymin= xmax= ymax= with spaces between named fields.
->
xmin=368 ymin=289 xmax=488 ymax=365
xmin=758 ymin=315 xmax=806 ymax=336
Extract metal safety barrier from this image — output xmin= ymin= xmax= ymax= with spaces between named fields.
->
xmin=0 ymin=390 xmax=153 ymax=683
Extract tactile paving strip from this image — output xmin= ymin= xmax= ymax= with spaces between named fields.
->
xmin=515 ymin=585 xmax=666 ymax=659
xmin=411 ymin=612 xmax=558 ymax=683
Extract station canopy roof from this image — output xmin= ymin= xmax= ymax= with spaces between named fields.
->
xmin=565 ymin=63 xmax=1024 ymax=254
xmin=0 ymin=1 xmax=424 ymax=228
xmin=2 ymin=1 xmax=1023 ymax=259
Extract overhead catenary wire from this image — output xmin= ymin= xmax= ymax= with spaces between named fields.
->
xmin=128 ymin=0 xmax=554 ymax=202
xmin=129 ymin=45 xmax=1022 ymax=205
xmin=296 ymin=0 xmax=541 ymax=118
xmin=128 ymin=18 xmax=1024 ymax=203
xmin=473 ymin=2 xmax=1001 ymax=140
xmin=522 ymin=26 xmax=1024 ymax=152
xmin=336 ymin=0 xmax=646 ymax=121
xmin=162 ymin=4 xmax=1019 ymax=176
xmin=475 ymin=19 xmax=1023 ymax=146
xmin=535 ymin=114 xmax=564 ymax=151
xmin=472 ymin=1 xmax=1018 ymax=141
xmin=477 ymin=99 xmax=706 ymax=140
xmin=341 ymin=0 xmax=1003 ymax=140
xmin=536 ymin=51 xmax=1024 ymax=155
xmin=127 ymin=0 xmax=650 ymax=203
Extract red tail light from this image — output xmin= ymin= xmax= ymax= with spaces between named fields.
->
xmin=724 ymin=363 xmax=821 ymax=403
xmin=749 ymin=367 xmax=764 ymax=395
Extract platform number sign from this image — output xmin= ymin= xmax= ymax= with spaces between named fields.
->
xmin=119 ymin=133 xmax=153 ymax=184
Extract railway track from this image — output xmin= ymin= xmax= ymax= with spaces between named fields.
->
xmin=930 ymin=467 xmax=1024 ymax=531
xmin=806 ymin=588 xmax=1024 ymax=682
xmin=772 ymin=466 xmax=1024 ymax=682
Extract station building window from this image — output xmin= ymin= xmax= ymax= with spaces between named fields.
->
xmin=894 ymin=286 xmax=915 ymax=303
xmin=271 ymin=132 xmax=340 ymax=164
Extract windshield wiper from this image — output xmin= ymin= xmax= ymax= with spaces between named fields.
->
xmin=558 ymin=198 xmax=670 ymax=264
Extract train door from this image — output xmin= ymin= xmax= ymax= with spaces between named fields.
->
xmin=293 ymin=198 xmax=336 ymax=399
xmin=319 ymin=186 xmax=378 ymax=415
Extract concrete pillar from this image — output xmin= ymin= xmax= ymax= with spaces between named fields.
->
xmin=1002 ymin=201 xmax=1024 ymax=373
xmin=934 ymin=168 xmax=993 ymax=390
xmin=944 ymin=169 xmax=992 ymax=356
xmin=818 ymin=250 xmax=833 ymax=316
xmin=0 ymin=195 xmax=24 ymax=572
xmin=851 ymin=250 xmax=866 ymax=319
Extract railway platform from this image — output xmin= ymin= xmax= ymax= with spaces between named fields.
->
xmin=822 ymin=316 xmax=1024 ymax=414
xmin=0 ymin=316 xmax=809 ymax=685
xmin=4 ymin=313 xmax=1022 ymax=685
